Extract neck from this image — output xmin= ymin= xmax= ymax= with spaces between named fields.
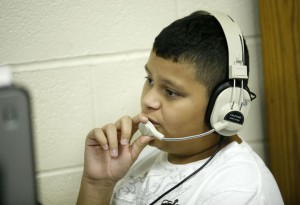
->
xmin=167 ymin=135 xmax=241 ymax=164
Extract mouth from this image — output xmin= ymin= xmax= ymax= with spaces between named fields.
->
xmin=147 ymin=117 xmax=160 ymax=127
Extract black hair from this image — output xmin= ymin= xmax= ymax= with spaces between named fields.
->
xmin=153 ymin=11 xmax=249 ymax=98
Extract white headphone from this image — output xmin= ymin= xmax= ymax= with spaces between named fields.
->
xmin=204 ymin=11 xmax=255 ymax=136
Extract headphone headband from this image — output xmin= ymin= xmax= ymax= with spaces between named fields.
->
xmin=206 ymin=11 xmax=248 ymax=80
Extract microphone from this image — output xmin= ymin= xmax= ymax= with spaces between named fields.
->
xmin=138 ymin=121 xmax=228 ymax=141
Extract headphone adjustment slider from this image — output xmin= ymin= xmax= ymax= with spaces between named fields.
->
xmin=229 ymin=64 xmax=248 ymax=79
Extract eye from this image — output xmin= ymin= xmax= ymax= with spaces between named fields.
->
xmin=165 ymin=89 xmax=180 ymax=97
xmin=145 ymin=76 xmax=154 ymax=85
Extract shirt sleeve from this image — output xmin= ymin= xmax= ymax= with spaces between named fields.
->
xmin=202 ymin=190 xmax=266 ymax=205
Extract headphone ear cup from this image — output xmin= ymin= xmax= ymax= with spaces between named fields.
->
xmin=206 ymin=81 xmax=251 ymax=136
xmin=205 ymin=82 xmax=231 ymax=128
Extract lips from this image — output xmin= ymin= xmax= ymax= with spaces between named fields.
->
xmin=147 ymin=117 xmax=160 ymax=126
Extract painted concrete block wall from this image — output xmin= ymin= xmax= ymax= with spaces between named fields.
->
xmin=1 ymin=0 xmax=264 ymax=204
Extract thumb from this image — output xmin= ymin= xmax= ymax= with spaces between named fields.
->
xmin=131 ymin=135 xmax=154 ymax=162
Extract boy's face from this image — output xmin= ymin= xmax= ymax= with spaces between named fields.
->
xmin=141 ymin=52 xmax=219 ymax=159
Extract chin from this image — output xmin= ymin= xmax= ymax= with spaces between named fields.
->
xmin=148 ymin=139 xmax=166 ymax=150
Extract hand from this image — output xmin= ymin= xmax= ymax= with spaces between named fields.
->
xmin=82 ymin=114 xmax=153 ymax=184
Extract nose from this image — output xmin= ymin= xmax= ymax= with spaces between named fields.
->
xmin=141 ymin=87 xmax=161 ymax=111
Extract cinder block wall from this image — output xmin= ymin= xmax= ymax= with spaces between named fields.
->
xmin=0 ymin=0 xmax=265 ymax=204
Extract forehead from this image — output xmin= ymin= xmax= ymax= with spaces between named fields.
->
xmin=146 ymin=52 xmax=195 ymax=77
xmin=146 ymin=52 xmax=207 ymax=94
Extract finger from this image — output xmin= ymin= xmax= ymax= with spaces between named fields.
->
xmin=132 ymin=113 xmax=148 ymax=125
xmin=115 ymin=114 xmax=148 ymax=145
xmin=104 ymin=123 xmax=119 ymax=157
xmin=131 ymin=113 xmax=149 ymax=135
xmin=86 ymin=128 xmax=109 ymax=150
xmin=131 ymin=135 xmax=154 ymax=162
xmin=116 ymin=116 xmax=132 ymax=146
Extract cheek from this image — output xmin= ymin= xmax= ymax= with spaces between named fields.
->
xmin=163 ymin=100 xmax=208 ymax=137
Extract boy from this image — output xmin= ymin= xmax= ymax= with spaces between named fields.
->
xmin=77 ymin=11 xmax=284 ymax=205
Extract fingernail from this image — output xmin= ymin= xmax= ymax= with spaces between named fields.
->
xmin=111 ymin=149 xmax=118 ymax=157
xmin=102 ymin=144 xmax=109 ymax=150
xmin=121 ymin=138 xmax=128 ymax=145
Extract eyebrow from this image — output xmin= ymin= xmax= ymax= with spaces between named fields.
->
xmin=144 ymin=64 xmax=186 ymax=92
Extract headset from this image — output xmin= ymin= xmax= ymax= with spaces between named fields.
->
xmin=204 ymin=11 xmax=256 ymax=136
xmin=139 ymin=10 xmax=256 ymax=140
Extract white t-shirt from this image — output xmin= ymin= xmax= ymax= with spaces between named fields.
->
xmin=111 ymin=140 xmax=284 ymax=205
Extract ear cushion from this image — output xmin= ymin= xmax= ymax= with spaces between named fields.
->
xmin=205 ymin=81 xmax=251 ymax=136
xmin=205 ymin=81 xmax=232 ymax=128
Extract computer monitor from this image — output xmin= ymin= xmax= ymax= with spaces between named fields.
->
xmin=0 ymin=86 xmax=39 ymax=205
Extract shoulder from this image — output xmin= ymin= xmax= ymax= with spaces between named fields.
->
xmin=209 ymin=140 xmax=271 ymax=187
xmin=202 ymin=141 xmax=262 ymax=191
xmin=214 ymin=140 xmax=267 ymax=172
xmin=199 ymin=140 xmax=284 ymax=204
